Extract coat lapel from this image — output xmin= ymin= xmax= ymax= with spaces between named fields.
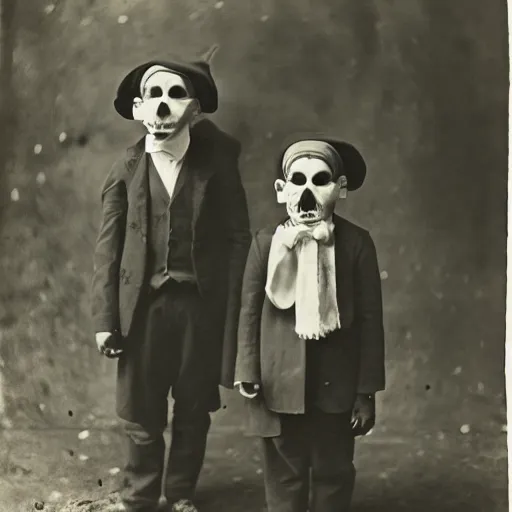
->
xmin=126 ymin=139 xmax=149 ymax=240
xmin=169 ymin=153 xmax=189 ymax=205
xmin=136 ymin=160 xmax=149 ymax=240
xmin=188 ymin=128 xmax=217 ymax=228
xmin=333 ymin=215 xmax=354 ymax=327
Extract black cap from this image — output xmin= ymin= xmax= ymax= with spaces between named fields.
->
xmin=114 ymin=57 xmax=218 ymax=119
xmin=278 ymin=133 xmax=367 ymax=191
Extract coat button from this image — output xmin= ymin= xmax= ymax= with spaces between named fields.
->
xmin=142 ymin=235 xmax=147 ymax=243
xmin=324 ymin=381 xmax=330 ymax=386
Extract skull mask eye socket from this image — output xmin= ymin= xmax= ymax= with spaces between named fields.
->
xmin=312 ymin=171 xmax=332 ymax=186
xmin=290 ymin=172 xmax=307 ymax=186
xmin=169 ymin=85 xmax=188 ymax=99
xmin=149 ymin=86 xmax=163 ymax=98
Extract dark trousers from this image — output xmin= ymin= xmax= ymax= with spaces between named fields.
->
xmin=116 ymin=281 xmax=221 ymax=512
xmin=261 ymin=410 xmax=356 ymax=512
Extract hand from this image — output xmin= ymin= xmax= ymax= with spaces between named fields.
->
xmin=351 ymin=394 xmax=375 ymax=436
xmin=95 ymin=331 xmax=123 ymax=359
xmin=238 ymin=382 xmax=260 ymax=399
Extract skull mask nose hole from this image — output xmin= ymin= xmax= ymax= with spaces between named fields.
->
xmin=298 ymin=188 xmax=317 ymax=212
xmin=156 ymin=102 xmax=171 ymax=118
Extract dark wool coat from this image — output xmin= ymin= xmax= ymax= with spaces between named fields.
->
xmin=91 ymin=119 xmax=251 ymax=388
xmin=234 ymin=215 xmax=385 ymax=436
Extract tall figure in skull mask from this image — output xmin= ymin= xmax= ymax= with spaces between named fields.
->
xmin=234 ymin=134 xmax=385 ymax=512
xmin=91 ymin=48 xmax=251 ymax=512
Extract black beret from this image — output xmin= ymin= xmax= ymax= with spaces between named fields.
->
xmin=277 ymin=133 xmax=367 ymax=191
xmin=114 ymin=58 xmax=218 ymax=119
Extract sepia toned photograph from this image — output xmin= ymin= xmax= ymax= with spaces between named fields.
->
xmin=0 ymin=1 xmax=507 ymax=511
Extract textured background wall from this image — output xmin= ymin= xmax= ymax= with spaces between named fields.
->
xmin=0 ymin=0 xmax=506 ymax=439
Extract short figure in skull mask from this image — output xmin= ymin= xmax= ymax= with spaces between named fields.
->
xmin=91 ymin=49 xmax=251 ymax=512
xmin=234 ymin=135 xmax=385 ymax=512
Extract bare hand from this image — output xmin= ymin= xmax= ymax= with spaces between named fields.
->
xmin=95 ymin=331 xmax=123 ymax=358
xmin=351 ymin=394 xmax=376 ymax=436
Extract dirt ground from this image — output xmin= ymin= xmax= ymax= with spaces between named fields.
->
xmin=0 ymin=414 xmax=506 ymax=512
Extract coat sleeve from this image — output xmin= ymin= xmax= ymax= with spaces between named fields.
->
xmin=234 ymin=233 xmax=266 ymax=385
xmin=90 ymin=160 xmax=128 ymax=334
xmin=354 ymin=230 xmax=386 ymax=394
xmin=217 ymin=140 xmax=252 ymax=388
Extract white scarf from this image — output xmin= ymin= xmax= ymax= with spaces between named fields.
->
xmin=265 ymin=219 xmax=340 ymax=340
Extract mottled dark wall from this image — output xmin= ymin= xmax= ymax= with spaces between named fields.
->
xmin=0 ymin=0 xmax=506 ymax=435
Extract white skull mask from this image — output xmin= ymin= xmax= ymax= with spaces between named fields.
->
xmin=275 ymin=157 xmax=347 ymax=225
xmin=132 ymin=70 xmax=199 ymax=138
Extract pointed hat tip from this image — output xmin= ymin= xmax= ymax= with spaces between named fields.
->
xmin=202 ymin=44 xmax=219 ymax=63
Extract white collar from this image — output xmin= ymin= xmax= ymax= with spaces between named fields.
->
xmin=145 ymin=127 xmax=191 ymax=161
